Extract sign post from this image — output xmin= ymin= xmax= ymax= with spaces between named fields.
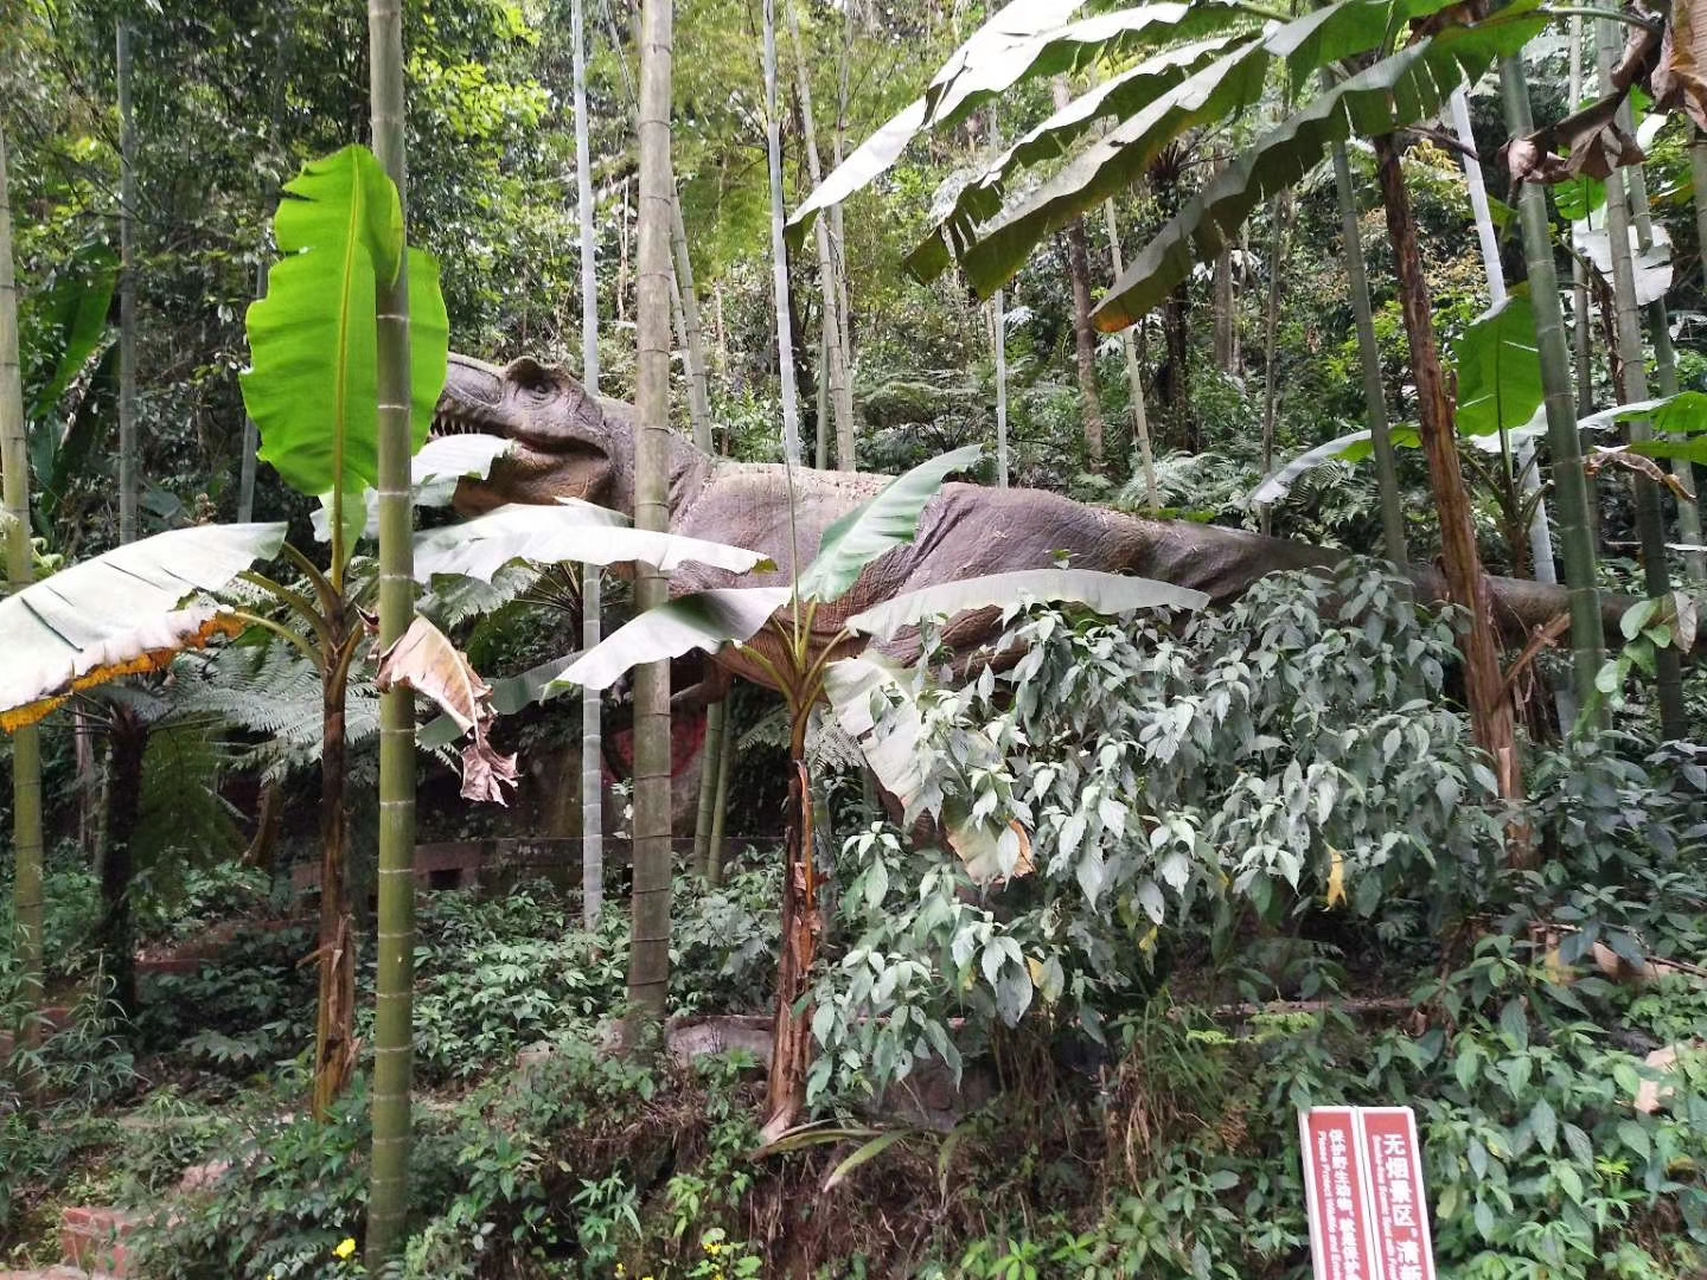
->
xmin=1300 ymin=1106 xmax=1436 ymax=1280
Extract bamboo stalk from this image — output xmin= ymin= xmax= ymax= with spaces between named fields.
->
xmin=0 ymin=126 xmax=44 ymax=1062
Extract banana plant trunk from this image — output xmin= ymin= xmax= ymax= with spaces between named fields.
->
xmin=313 ymin=624 xmax=358 ymax=1120
xmin=1258 ymin=195 xmax=1287 ymax=538
xmin=1595 ymin=19 xmax=1688 ymax=741
xmin=1330 ymin=139 xmax=1407 ymax=563
xmin=1054 ymin=84 xmax=1104 ymax=473
xmin=1499 ymin=56 xmax=1604 ymax=719
xmin=366 ymin=0 xmax=419 ymax=1258
xmin=101 ymin=704 xmax=145 ymax=1019
xmin=1 ymin=125 xmax=45 ymax=1054
xmin=764 ymin=709 xmax=818 ymax=1139
xmin=705 ymin=714 xmax=732 ymax=887
xmin=1374 ymin=137 xmax=1529 ymax=862
xmin=626 ymin=0 xmax=675 ymax=1028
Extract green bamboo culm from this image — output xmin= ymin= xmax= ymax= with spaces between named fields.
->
xmin=0 ymin=127 xmax=46 ymax=1058
xmin=1328 ymin=135 xmax=1406 ymax=565
xmin=1623 ymin=159 xmax=1705 ymax=582
xmin=1498 ymin=56 xmax=1605 ymax=720
xmin=693 ymin=701 xmax=726 ymax=876
xmin=626 ymin=0 xmax=676 ymax=1029
xmin=1592 ymin=20 xmax=1688 ymax=741
xmin=365 ymin=0 xmax=419 ymax=1261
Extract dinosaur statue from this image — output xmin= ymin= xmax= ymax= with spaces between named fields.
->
xmin=435 ymin=351 xmax=1626 ymax=693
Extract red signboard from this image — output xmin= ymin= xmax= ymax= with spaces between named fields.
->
xmin=1299 ymin=1106 xmax=1435 ymax=1280
xmin=1358 ymin=1107 xmax=1436 ymax=1280
xmin=1300 ymin=1108 xmax=1379 ymax=1280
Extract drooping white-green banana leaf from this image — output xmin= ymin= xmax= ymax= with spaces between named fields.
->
xmin=0 ymin=522 xmax=287 ymax=728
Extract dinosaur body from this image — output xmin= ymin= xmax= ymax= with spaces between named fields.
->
xmin=436 ymin=352 xmax=1618 ymax=694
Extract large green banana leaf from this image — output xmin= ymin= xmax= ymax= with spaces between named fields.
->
xmin=1453 ymin=287 xmax=1545 ymax=442
xmin=0 ymin=522 xmax=287 ymax=728
xmin=412 ymin=503 xmax=771 ymax=583
xmin=1580 ymin=392 xmax=1707 ymax=466
xmin=791 ymin=0 xmax=1260 ymax=239
xmin=904 ymin=35 xmax=1243 ymax=281
xmin=788 ymin=0 xmax=1088 ymax=237
xmin=1090 ymin=3 xmax=1546 ymax=329
xmin=794 ymin=445 xmax=983 ymax=602
xmin=546 ymin=587 xmax=796 ymax=695
xmin=845 ymin=569 xmax=1206 ymax=642
xmin=240 ymin=145 xmax=449 ymax=513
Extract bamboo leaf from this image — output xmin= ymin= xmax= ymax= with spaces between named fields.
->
xmin=846 ymin=568 xmax=1204 ymax=642
xmin=413 ymin=503 xmax=770 ymax=583
xmin=1090 ymin=6 xmax=1545 ymax=329
xmin=546 ymin=587 xmax=795 ymax=694
xmin=0 ymin=522 xmax=287 ymax=726
xmin=796 ymin=445 xmax=983 ymax=602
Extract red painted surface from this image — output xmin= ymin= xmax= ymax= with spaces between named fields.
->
xmin=1299 ymin=1108 xmax=1379 ymax=1280
xmin=605 ymin=709 xmax=707 ymax=781
xmin=61 ymin=1207 xmax=137 ymax=1277
xmin=1358 ymin=1107 xmax=1436 ymax=1280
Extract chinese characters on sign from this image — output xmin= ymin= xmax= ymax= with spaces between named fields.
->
xmin=1300 ymin=1106 xmax=1436 ymax=1280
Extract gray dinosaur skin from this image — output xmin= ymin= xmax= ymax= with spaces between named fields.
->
xmin=435 ymin=352 xmax=1626 ymax=698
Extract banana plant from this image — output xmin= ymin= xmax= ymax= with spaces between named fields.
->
xmin=479 ymin=444 xmax=1207 ymax=1138
xmin=0 ymin=144 xmax=459 ymax=1117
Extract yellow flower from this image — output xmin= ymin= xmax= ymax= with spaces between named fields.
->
xmin=334 ymin=1237 xmax=357 ymax=1260
xmin=705 ymin=1241 xmax=723 ymax=1256
xmin=615 ymin=1267 xmax=626 ymax=1279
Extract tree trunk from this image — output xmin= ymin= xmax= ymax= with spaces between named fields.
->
xmin=573 ymin=0 xmax=604 ymax=931
xmin=670 ymin=193 xmax=713 ymax=451
xmin=1 ymin=126 xmax=45 ymax=1058
xmin=786 ymin=0 xmax=854 ymax=471
xmin=313 ymin=627 xmax=358 ymax=1118
xmin=764 ymin=0 xmax=803 ymax=467
xmin=1449 ymin=85 xmax=1559 ymax=593
xmin=627 ymin=0 xmax=675 ymax=1028
xmin=705 ymin=708 xmax=732 ymax=887
xmin=1258 ymin=195 xmax=1287 ymax=538
xmin=117 ymin=22 xmax=138 ymax=545
xmin=1055 ymin=80 xmax=1105 ymax=473
xmin=1330 ymin=139 xmax=1407 ymax=563
xmin=365 ymin=0 xmax=418 ymax=1257
xmin=237 ymin=259 xmax=266 ymax=522
xmin=1499 ymin=56 xmax=1604 ymax=721
xmin=992 ymin=288 xmax=1009 ymax=489
xmin=694 ymin=702 xmax=726 ymax=874
xmin=814 ymin=314 xmax=830 ymax=469
xmin=1104 ymin=199 xmax=1156 ymax=511
xmin=1570 ymin=20 xmax=1595 ymax=419
xmin=1374 ymin=137 xmax=1529 ymax=860
xmin=1595 ymin=19 xmax=1688 ymax=741
xmin=1625 ymin=161 xmax=1705 ymax=581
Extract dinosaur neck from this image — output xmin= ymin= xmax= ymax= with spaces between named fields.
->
xmin=596 ymin=395 xmax=713 ymax=521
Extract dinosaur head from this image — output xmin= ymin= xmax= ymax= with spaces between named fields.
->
xmin=434 ymin=352 xmax=633 ymax=515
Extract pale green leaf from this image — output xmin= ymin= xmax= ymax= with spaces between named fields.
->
xmin=846 ymin=568 xmax=1204 ymax=641
xmin=547 ymin=587 xmax=794 ymax=694
xmin=796 ymin=446 xmax=983 ymax=601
